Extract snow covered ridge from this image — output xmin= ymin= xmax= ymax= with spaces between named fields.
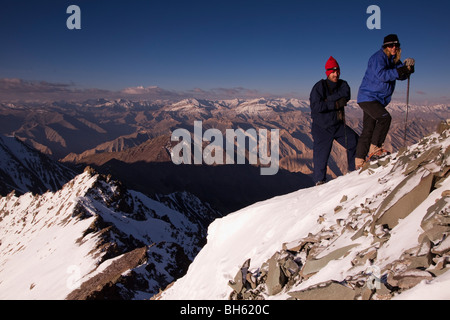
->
xmin=159 ymin=128 xmax=450 ymax=300
xmin=0 ymin=167 xmax=221 ymax=299
xmin=0 ymin=135 xmax=75 ymax=196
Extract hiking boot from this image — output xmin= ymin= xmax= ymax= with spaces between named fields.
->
xmin=368 ymin=144 xmax=379 ymax=156
xmin=370 ymin=149 xmax=390 ymax=160
xmin=355 ymin=157 xmax=365 ymax=170
xmin=368 ymin=144 xmax=390 ymax=161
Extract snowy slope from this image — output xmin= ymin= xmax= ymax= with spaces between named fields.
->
xmin=0 ymin=135 xmax=75 ymax=196
xmin=0 ymin=168 xmax=221 ymax=299
xmin=0 ymin=172 xmax=100 ymax=299
xmin=159 ymin=129 xmax=450 ymax=300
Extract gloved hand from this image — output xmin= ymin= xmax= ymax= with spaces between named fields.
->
xmin=397 ymin=65 xmax=413 ymax=80
xmin=335 ymin=97 xmax=348 ymax=109
xmin=404 ymin=58 xmax=415 ymax=74
xmin=404 ymin=58 xmax=415 ymax=66
xmin=335 ymin=98 xmax=347 ymax=122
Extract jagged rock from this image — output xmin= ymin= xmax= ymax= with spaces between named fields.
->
xmin=431 ymin=236 xmax=450 ymax=255
xmin=435 ymin=169 xmax=450 ymax=189
xmin=66 ymin=246 xmax=148 ymax=300
xmin=334 ymin=205 xmax=343 ymax=214
xmin=282 ymin=258 xmax=300 ymax=278
xmin=423 ymin=226 xmax=450 ymax=242
xmin=351 ymin=247 xmax=377 ymax=267
xmin=301 ymin=244 xmax=359 ymax=276
xmin=354 ymin=284 xmax=374 ymax=300
xmin=228 ymin=258 xmax=251 ymax=294
xmin=317 ymin=215 xmax=326 ymax=224
xmin=385 ymin=270 xmax=399 ymax=288
xmin=282 ymin=234 xmax=320 ymax=252
xmin=377 ymin=157 xmax=391 ymax=167
xmin=401 ymin=236 xmax=433 ymax=270
xmin=403 ymin=146 xmax=442 ymax=176
xmin=371 ymin=282 xmax=394 ymax=300
xmin=437 ymin=120 xmax=450 ymax=135
xmin=228 ymin=273 xmax=243 ymax=293
xmin=372 ymin=170 xmax=434 ymax=230
xmin=245 ymin=272 xmax=257 ymax=289
xmin=283 ymin=240 xmax=307 ymax=253
xmin=420 ymin=197 xmax=450 ymax=233
xmin=288 ymin=280 xmax=355 ymax=300
xmin=427 ymin=256 xmax=450 ymax=276
xmin=266 ymin=253 xmax=287 ymax=296
xmin=351 ymin=220 xmax=371 ymax=241
xmin=393 ymin=269 xmax=434 ymax=290
xmin=403 ymin=255 xmax=432 ymax=271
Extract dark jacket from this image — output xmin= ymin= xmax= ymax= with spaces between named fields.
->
xmin=357 ymin=49 xmax=404 ymax=106
xmin=310 ymin=79 xmax=350 ymax=129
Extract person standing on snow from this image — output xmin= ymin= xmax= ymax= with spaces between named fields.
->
xmin=355 ymin=34 xmax=415 ymax=169
xmin=309 ymin=56 xmax=359 ymax=185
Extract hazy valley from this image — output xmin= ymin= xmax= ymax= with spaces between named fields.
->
xmin=1 ymin=98 xmax=447 ymax=213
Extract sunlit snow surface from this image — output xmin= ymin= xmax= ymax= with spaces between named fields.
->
xmin=161 ymin=131 xmax=450 ymax=300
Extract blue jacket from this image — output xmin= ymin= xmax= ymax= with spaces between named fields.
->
xmin=357 ymin=49 xmax=404 ymax=106
xmin=310 ymin=79 xmax=350 ymax=129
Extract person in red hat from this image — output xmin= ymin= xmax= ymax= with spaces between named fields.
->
xmin=309 ymin=56 xmax=359 ymax=185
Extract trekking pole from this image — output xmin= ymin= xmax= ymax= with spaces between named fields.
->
xmin=403 ymin=75 xmax=410 ymax=147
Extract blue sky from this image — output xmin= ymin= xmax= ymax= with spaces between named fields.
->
xmin=1 ymin=0 xmax=449 ymax=103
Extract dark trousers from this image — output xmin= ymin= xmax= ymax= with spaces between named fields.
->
xmin=312 ymin=123 xmax=359 ymax=183
xmin=355 ymin=101 xmax=392 ymax=159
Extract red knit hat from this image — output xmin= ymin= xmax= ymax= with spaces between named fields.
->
xmin=325 ymin=56 xmax=340 ymax=77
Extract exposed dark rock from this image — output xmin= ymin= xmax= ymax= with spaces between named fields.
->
xmin=66 ymin=247 xmax=148 ymax=300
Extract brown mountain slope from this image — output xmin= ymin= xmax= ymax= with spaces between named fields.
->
xmin=1 ymin=98 xmax=446 ymax=213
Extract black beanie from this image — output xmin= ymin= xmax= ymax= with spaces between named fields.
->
xmin=383 ymin=34 xmax=400 ymax=47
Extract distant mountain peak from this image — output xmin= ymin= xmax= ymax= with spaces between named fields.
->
xmin=0 ymin=165 xmax=221 ymax=299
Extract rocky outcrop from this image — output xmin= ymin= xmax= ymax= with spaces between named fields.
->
xmin=227 ymin=129 xmax=450 ymax=300
xmin=66 ymin=247 xmax=148 ymax=300
xmin=0 ymin=167 xmax=221 ymax=299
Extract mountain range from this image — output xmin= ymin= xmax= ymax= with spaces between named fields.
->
xmin=1 ymin=98 xmax=447 ymax=213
